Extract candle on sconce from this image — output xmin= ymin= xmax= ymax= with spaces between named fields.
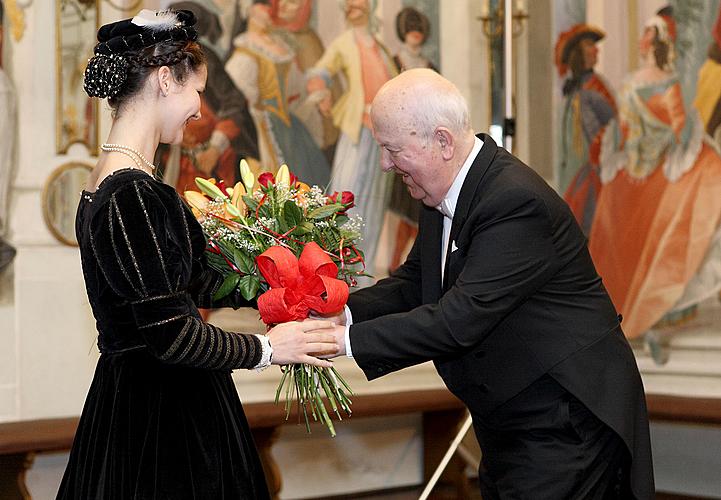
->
xmin=481 ymin=0 xmax=490 ymax=18
xmin=515 ymin=0 xmax=526 ymax=13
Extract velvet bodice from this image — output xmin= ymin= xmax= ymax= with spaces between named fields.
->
xmin=75 ymin=168 xmax=261 ymax=369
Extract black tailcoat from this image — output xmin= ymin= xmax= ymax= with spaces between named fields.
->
xmin=348 ymin=134 xmax=654 ymax=499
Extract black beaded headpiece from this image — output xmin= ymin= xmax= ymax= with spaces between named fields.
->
xmin=83 ymin=9 xmax=198 ymax=99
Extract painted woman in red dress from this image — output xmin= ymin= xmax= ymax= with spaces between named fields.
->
xmin=590 ymin=7 xmax=721 ymax=345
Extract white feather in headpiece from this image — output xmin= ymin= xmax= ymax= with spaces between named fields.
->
xmin=131 ymin=9 xmax=182 ymax=31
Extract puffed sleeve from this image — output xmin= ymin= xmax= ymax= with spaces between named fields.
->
xmin=89 ymin=178 xmax=263 ymax=370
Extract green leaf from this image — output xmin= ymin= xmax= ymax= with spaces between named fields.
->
xmin=284 ymin=200 xmax=303 ymax=227
xmin=243 ymin=194 xmax=259 ymax=213
xmin=232 ymin=249 xmax=255 ymax=274
xmin=238 ymin=275 xmax=260 ymax=301
xmin=225 ymin=201 xmax=241 ymax=218
xmin=307 ymin=204 xmax=343 ymax=219
xmin=213 ymin=273 xmax=240 ymax=301
xmin=258 ymin=203 xmax=273 ymax=220
xmin=335 ymin=215 xmax=349 ymax=226
xmin=195 ymin=177 xmax=227 ymax=200
xmin=291 ymin=224 xmax=313 ymax=236
xmin=277 ymin=212 xmax=289 ymax=234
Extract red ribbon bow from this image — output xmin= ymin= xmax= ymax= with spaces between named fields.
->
xmin=256 ymin=242 xmax=349 ymax=325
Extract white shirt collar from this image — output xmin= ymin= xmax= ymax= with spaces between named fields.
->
xmin=436 ymin=136 xmax=483 ymax=219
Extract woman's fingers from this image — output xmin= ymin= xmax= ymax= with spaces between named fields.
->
xmin=305 ymin=332 xmax=337 ymax=344
xmin=299 ymin=320 xmax=334 ymax=332
xmin=301 ymin=355 xmax=334 ymax=368
xmin=306 ymin=343 xmax=339 ymax=355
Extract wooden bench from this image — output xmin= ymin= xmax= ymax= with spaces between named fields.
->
xmin=2 ymin=393 xmax=720 ymax=500
xmin=0 ymin=389 xmax=467 ymax=500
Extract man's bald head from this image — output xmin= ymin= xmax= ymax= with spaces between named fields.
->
xmin=371 ymin=68 xmax=472 ymax=144
xmin=370 ymin=69 xmax=476 ymax=208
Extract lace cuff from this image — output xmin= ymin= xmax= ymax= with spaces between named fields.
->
xmin=253 ymin=334 xmax=273 ymax=371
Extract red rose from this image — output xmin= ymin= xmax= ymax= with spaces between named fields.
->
xmin=258 ymin=172 xmax=275 ymax=188
xmin=289 ymin=171 xmax=298 ymax=187
xmin=340 ymin=191 xmax=355 ymax=209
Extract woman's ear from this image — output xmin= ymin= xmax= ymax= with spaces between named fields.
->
xmin=156 ymin=66 xmax=172 ymax=97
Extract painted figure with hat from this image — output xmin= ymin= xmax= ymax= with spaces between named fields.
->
xmin=589 ymin=6 xmax=721 ymax=346
xmin=554 ymin=23 xmax=616 ymax=235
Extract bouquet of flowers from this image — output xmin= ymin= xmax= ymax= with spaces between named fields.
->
xmin=185 ymin=160 xmax=365 ymax=436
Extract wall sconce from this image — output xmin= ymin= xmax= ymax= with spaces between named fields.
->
xmin=479 ymin=0 xmax=529 ymax=40
xmin=478 ymin=0 xmax=529 ymax=151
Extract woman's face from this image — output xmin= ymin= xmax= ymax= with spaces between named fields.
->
xmin=405 ymin=30 xmax=425 ymax=48
xmin=278 ymin=0 xmax=303 ymax=22
xmin=345 ymin=0 xmax=369 ymax=24
xmin=250 ymin=4 xmax=273 ymax=28
xmin=160 ymin=65 xmax=207 ymax=145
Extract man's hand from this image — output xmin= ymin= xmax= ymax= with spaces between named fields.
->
xmin=267 ymin=320 xmax=338 ymax=367
xmin=309 ymin=308 xmax=347 ymax=326
xmin=317 ymin=324 xmax=346 ymax=359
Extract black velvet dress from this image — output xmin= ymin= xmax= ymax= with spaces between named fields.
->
xmin=57 ymin=169 xmax=270 ymax=499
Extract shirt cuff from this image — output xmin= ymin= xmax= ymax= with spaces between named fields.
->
xmin=253 ymin=334 xmax=273 ymax=371
xmin=344 ymin=305 xmax=354 ymax=358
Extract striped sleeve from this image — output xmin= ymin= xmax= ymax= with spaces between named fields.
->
xmin=89 ymin=179 xmax=263 ymax=370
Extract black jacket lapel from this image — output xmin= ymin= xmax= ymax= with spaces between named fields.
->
xmin=421 ymin=204 xmax=443 ymax=304
xmin=443 ymin=134 xmax=498 ymax=291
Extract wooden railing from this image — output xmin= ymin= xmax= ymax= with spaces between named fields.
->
xmin=2 ymin=392 xmax=720 ymax=500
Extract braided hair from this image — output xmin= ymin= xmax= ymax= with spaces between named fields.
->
xmin=83 ymin=9 xmax=206 ymax=113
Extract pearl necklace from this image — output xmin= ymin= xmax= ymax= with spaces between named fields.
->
xmin=101 ymin=143 xmax=156 ymax=173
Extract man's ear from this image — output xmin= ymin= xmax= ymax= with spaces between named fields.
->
xmin=156 ymin=66 xmax=172 ymax=96
xmin=436 ymin=128 xmax=455 ymax=160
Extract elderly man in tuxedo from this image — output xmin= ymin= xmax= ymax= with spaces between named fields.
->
xmin=326 ymin=69 xmax=654 ymax=499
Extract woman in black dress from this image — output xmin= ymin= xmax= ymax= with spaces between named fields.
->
xmin=57 ymin=9 xmax=337 ymax=499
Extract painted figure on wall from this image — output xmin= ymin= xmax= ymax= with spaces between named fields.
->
xmin=554 ymin=24 xmax=616 ymax=235
xmin=694 ymin=2 xmax=721 ymax=145
xmin=0 ymin=0 xmax=17 ymax=271
xmin=159 ymin=1 xmax=260 ymax=193
xmin=392 ymin=6 xmax=436 ymax=73
xmin=387 ymin=6 xmax=435 ymax=272
xmin=225 ymin=0 xmax=330 ymax=186
xmin=270 ymin=0 xmax=339 ymax=157
xmin=307 ymin=0 xmax=397 ymax=283
xmin=590 ymin=7 xmax=721 ymax=344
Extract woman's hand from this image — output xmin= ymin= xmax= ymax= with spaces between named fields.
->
xmin=267 ymin=320 xmax=338 ymax=367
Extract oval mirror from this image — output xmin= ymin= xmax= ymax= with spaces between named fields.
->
xmin=42 ymin=162 xmax=93 ymax=246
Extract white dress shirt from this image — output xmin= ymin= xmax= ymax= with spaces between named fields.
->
xmin=437 ymin=136 xmax=483 ymax=281
xmin=344 ymin=136 xmax=483 ymax=357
